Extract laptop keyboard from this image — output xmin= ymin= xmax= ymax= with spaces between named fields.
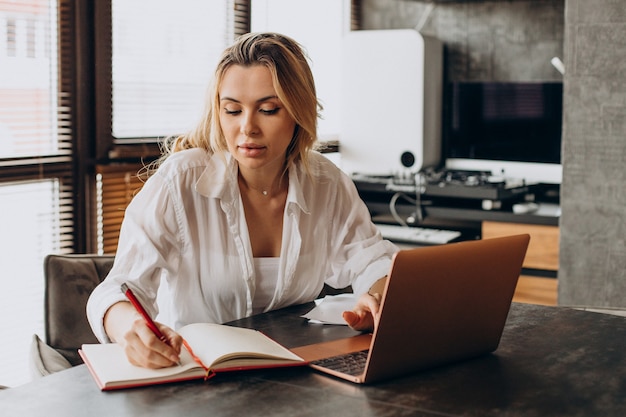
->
xmin=310 ymin=350 xmax=369 ymax=376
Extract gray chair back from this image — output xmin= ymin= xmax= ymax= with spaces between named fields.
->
xmin=44 ymin=254 xmax=114 ymax=365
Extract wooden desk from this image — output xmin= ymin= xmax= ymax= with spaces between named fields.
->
xmin=2 ymin=303 xmax=625 ymax=417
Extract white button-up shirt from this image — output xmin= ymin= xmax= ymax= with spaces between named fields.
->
xmin=87 ymin=148 xmax=398 ymax=342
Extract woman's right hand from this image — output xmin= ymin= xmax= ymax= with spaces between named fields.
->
xmin=104 ymin=301 xmax=183 ymax=368
xmin=121 ymin=317 xmax=183 ymax=368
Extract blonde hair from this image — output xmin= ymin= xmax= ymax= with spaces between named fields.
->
xmin=159 ymin=32 xmax=321 ymax=173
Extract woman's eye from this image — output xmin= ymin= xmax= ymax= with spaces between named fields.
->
xmin=224 ymin=108 xmax=241 ymax=115
xmin=260 ymin=107 xmax=280 ymax=115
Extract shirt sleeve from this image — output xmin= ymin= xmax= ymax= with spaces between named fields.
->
xmin=324 ymin=166 xmax=399 ymax=295
xmin=86 ymin=171 xmax=183 ymax=343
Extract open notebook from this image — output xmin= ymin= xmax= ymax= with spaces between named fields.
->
xmin=292 ymin=234 xmax=530 ymax=384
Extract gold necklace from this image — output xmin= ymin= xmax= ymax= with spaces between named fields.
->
xmin=239 ymin=173 xmax=286 ymax=197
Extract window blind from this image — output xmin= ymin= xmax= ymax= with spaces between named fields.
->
xmin=0 ymin=0 xmax=70 ymax=159
xmin=0 ymin=178 xmax=74 ymax=387
xmin=96 ymin=163 xmax=146 ymax=255
xmin=0 ymin=0 xmax=76 ymax=387
xmin=110 ymin=0 xmax=236 ymax=142
xmin=350 ymin=0 xmax=361 ymax=30
xmin=234 ymin=0 xmax=251 ymax=35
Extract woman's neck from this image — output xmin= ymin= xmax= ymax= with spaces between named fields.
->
xmin=238 ymin=167 xmax=288 ymax=198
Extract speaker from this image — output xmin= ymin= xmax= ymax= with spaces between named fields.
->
xmin=339 ymin=29 xmax=443 ymax=176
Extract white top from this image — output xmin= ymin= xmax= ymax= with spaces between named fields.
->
xmin=87 ymin=148 xmax=398 ymax=343
xmin=252 ymin=257 xmax=280 ymax=314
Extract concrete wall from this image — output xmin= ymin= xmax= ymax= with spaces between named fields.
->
xmin=361 ymin=0 xmax=564 ymax=82
xmin=361 ymin=0 xmax=626 ymax=309
xmin=559 ymin=0 xmax=626 ymax=308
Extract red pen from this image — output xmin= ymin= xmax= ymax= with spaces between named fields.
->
xmin=121 ymin=282 xmax=167 ymax=343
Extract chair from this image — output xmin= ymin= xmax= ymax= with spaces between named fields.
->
xmin=30 ymin=254 xmax=114 ymax=379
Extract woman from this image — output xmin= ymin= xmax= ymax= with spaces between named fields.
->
xmin=87 ymin=32 xmax=398 ymax=369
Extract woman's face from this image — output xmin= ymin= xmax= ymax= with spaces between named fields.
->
xmin=218 ymin=64 xmax=296 ymax=174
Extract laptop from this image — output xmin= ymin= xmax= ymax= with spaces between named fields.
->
xmin=291 ymin=234 xmax=530 ymax=384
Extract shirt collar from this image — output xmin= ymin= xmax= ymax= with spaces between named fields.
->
xmin=194 ymin=152 xmax=237 ymax=202
xmin=194 ymin=151 xmax=311 ymax=215
xmin=286 ymin=160 xmax=310 ymax=215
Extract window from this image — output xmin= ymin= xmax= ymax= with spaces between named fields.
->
xmin=0 ymin=0 xmax=76 ymax=387
xmin=94 ymin=0 xmax=250 ymax=254
xmin=0 ymin=179 xmax=72 ymax=386
xmin=110 ymin=0 xmax=232 ymax=140
xmin=1 ymin=4 xmax=58 ymax=158
xmin=96 ymin=0 xmax=250 ymax=154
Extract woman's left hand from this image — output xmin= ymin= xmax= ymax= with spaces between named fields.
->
xmin=342 ymin=291 xmax=382 ymax=332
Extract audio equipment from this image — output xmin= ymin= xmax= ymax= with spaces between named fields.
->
xmin=339 ymin=30 xmax=443 ymax=176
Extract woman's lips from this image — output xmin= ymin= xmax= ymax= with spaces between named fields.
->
xmin=238 ymin=143 xmax=266 ymax=157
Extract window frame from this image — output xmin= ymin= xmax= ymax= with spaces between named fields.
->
xmin=0 ymin=0 xmax=96 ymax=253
xmin=0 ymin=0 xmax=92 ymax=387
xmin=92 ymin=0 xmax=251 ymax=163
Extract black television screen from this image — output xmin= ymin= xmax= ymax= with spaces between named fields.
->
xmin=445 ymin=82 xmax=563 ymax=165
